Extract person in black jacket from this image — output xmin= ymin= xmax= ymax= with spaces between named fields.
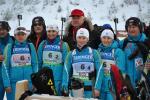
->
xmin=27 ymin=16 xmax=47 ymax=50
xmin=63 ymin=9 xmax=100 ymax=50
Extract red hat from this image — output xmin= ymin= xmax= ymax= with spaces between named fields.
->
xmin=70 ymin=9 xmax=84 ymax=17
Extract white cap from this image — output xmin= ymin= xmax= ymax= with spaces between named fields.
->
xmin=46 ymin=25 xmax=59 ymax=32
xmin=101 ymin=29 xmax=114 ymax=39
xmin=14 ymin=27 xmax=27 ymax=35
xmin=76 ymin=28 xmax=89 ymax=40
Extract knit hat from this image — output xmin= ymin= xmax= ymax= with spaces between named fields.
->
xmin=125 ymin=17 xmax=142 ymax=32
xmin=76 ymin=28 xmax=89 ymax=40
xmin=32 ymin=16 xmax=45 ymax=25
xmin=101 ymin=29 xmax=114 ymax=39
xmin=46 ymin=25 xmax=59 ymax=32
xmin=0 ymin=21 xmax=11 ymax=31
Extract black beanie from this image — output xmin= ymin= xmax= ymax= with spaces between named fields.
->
xmin=0 ymin=21 xmax=11 ymax=31
xmin=125 ymin=17 xmax=142 ymax=33
xmin=32 ymin=16 xmax=45 ymax=25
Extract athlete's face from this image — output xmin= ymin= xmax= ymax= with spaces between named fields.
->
xmin=71 ymin=16 xmax=84 ymax=27
xmin=76 ymin=36 xmax=88 ymax=48
xmin=47 ymin=30 xmax=58 ymax=40
xmin=128 ymin=25 xmax=140 ymax=36
xmin=15 ymin=32 xmax=27 ymax=42
xmin=0 ymin=27 xmax=8 ymax=38
xmin=33 ymin=22 xmax=44 ymax=34
xmin=101 ymin=36 xmax=113 ymax=47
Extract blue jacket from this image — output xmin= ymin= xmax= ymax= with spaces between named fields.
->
xmin=62 ymin=46 xmax=102 ymax=91
xmin=0 ymin=34 xmax=14 ymax=81
xmin=98 ymin=40 xmax=125 ymax=72
xmin=96 ymin=40 xmax=125 ymax=92
xmin=119 ymin=33 xmax=147 ymax=87
xmin=37 ymin=36 xmax=69 ymax=81
xmin=2 ymin=40 xmax=38 ymax=88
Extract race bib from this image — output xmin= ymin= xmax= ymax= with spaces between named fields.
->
xmin=72 ymin=62 xmax=94 ymax=80
xmin=102 ymin=60 xmax=115 ymax=75
xmin=135 ymin=58 xmax=143 ymax=68
xmin=11 ymin=54 xmax=31 ymax=67
xmin=43 ymin=51 xmax=62 ymax=65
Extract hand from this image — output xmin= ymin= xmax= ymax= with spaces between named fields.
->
xmin=94 ymin=89 xmax=100 ymax=98
xmin=0 ymin=55 xmax=4 ymax=62
xmin=5 ymin=87 xmax=12 ymax=93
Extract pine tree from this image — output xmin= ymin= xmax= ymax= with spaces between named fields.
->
xmin=24 ymin=0 xmax=32 ymax=5
xmin=93 ymin=0 xmax=97 ymax=7
xmin=0 ymin=0 xmax=5 ymax=5
xmin=2 ymin=8 xmax=13 ymax=21
xmin=110 ymin=1 xmax=117 ymax=14
xmin=43 ymin=0 xmax=49 ymax=7
xmin=122 ymin=13 xmax=126 ymax=21
xmin=57 ymin=5 xmax=62 ymax=13
xmin=99 ymin=0 xmax=104 ymax=4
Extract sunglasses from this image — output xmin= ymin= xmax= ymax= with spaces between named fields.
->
xmin=47 ymin=30 xmax=56 ymax=33
xmin=34 ymin=23 xmax=42 ymax=26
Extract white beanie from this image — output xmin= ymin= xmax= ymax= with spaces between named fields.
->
xmin=14 ymin=27 xmax=27 ymax=35
xmin=46 ymin=25 xmax=59 ymax=32
xmin=76 ymin=28 xmax=89 ymax=40
xmin=101 ymin=29 xmax=114 ymax=39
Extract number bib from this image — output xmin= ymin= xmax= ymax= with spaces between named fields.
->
xmin=11 ymin=54 xmax=31 ymax=67
xmin=135 ymin=57 xmax=143 ymax=68
xmin=43 ymin=51 xmax=62 ymax=65
xmin=102 ymin=59 xmax=115 ymax=75
xmin=72 ymin=62 xmax=94 ymax=80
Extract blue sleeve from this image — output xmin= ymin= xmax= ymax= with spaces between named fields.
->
xmin=62 ymin=52 xmax=72 ymax=91
xmin=30 ymin=43 xmax=38 ymax=73
xmin=62 ymin=42 xmax=70 ymax=63
xmin=2 ymin=44 xmax=11 ymax=88
xmin=93 ymin=50 xmax=103 ymax=91
xmin=93 ymin=50 xmax=102 ymax=72
xmin=37 ymin=41 xmax=45 ymax=70
xmin=114 ymin=48 xmax=126 ymax=73
xmin=118 ymin=40 xmax=124 ymax=49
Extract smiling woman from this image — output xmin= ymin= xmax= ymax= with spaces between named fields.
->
xmin=27 ymin=16 xmax=47 ymax=51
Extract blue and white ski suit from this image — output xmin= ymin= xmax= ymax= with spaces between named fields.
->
xmin=119 ymin=33 xmax=147 ymax=87
xmin=0 ymin=34 xmax=14 ymax=100
xmin=37 ymin=36 xmax=69 ymax=96
xmin=97 ymin=40 xmax=125 ymax=100
xmin=2 ymin=40 xmax=38 ymax=100
xmin=62 ymin=46 xmax=102 ymax=98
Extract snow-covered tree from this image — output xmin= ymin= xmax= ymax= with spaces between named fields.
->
xmin=138 ymin=3 xmax=142 ymax=12
xmin=43 ymin=0 xmax=49 ymax=8
xmin=32 ymin=0 xmax=40 ymax=5
xmin=109 ymin=1 xmax=118 ymax=14
xmin=99 ymin=0 xmax=104 ymax=4
xmin=24 ymin=0 xmax=32 ymax=5
xmin=27 ymin=5 xmax=37 ymax=14
xmin=57 ymin=5 xmax=62 ymax=13
xmin=93 ymin=0 xmax=98 ymax=7
xmin=122 ymin=13 xmax=126 ymax=21
xmin=2 ymin=8 xmax=13 ymax=21
xmin=124 ymin=0 xmax=138 ymax=5
xmin=0 ymin=0 xmax=5 ymax=5
xmin=49 ymin=0 xmax=58 ymax=5
xmin=70 ymin=0 xmax=79 ymax=6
